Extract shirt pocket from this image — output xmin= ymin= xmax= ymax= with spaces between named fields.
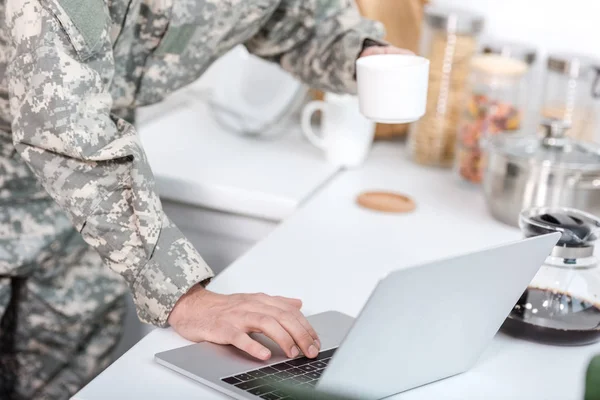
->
xmin=134 ymin=38 xmax=212 ymax=105
xmin=41 ymin=0 xmax=111 ymax=61
xmin=134 ymin=2 xmax=220 ymax=105
xmin=153 ymin=24 xmax=198 ymax=58
xmin=134 ymin=0 xmax=278 ymax=106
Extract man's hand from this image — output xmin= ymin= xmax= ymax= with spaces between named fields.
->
xmin=360 ymin=45 xmax=414 ymax=58
xmin=168 ymin=285 xmax=321 ymax=361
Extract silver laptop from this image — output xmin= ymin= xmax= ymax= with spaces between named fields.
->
xmin=155 ymin=233 xmax=560 ymax=400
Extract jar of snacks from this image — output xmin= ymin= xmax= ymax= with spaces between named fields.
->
xmin=541 ymin=53 xmax=600 ymax=143
xmin=409 ymin=6 xmax=484 ymax=167
xmin=456 ymin=53 xmax=531 ymax=184
xmin=481 ymin=40 xmax=538 ymax=133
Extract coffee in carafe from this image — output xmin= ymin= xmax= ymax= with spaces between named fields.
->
xmin=500 ymin=208 xmax=600 ymax=345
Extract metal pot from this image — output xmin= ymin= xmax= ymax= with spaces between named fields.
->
xmin=483 ymin=119 xmax=600 ymax=227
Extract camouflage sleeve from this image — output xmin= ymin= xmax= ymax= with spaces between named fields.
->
xmin=245 ymin=0 xmax=386 ymax=94
xmin=6 ymin=0 xmax=213 ymax=327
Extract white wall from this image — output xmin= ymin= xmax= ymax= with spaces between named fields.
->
xmin=433 ymin=0 xmax=600 ymax=58
xmin=431 ymin=0 xmax=600 ymax=85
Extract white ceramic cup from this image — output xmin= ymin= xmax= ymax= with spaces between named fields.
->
xmin=301 ymin=94 xmax=376 ymax=167
xmin=356 ymin=54 xmax=430 ymax=123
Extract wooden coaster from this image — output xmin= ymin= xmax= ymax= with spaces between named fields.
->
xmin=356 ymin=191 xmax=416 ymax=213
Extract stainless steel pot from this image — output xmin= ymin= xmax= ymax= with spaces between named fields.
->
xmin=483 ymin=119 xmax=600 ymax=227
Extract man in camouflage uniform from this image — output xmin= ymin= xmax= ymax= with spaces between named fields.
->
xmin=2 ymin=0 xmax=406 ymax=398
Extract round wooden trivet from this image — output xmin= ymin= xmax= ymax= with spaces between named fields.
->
xmin=356 ymin=191 xmax=416 ymax=213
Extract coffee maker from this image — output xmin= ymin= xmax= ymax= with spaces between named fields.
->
xmin=501 ymin=207 xmax=600 ymax=345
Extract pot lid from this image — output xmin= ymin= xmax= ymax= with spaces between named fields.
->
xmin=487 ymin=119 xmax=600 ymax=171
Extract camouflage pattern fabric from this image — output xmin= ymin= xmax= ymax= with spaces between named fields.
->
xmin=0 ymin=197 xmax=127 ymax=400
xmin=2 ymin=0 xmax=385 ymax=397
xmin=5 ymin=0 xmax=384 ymax=328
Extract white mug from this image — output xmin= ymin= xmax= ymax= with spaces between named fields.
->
xmin=356 ymin=54 xmax=430 ymax=123
xmin=301 ymin=94 xmax=375 ymax=167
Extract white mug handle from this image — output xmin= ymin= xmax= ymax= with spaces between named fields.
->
xmin=301 ymin=101 xmax=328 ymax=151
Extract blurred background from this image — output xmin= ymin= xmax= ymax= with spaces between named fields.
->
xmin=436 ymin=0 xmax=600 ymax=57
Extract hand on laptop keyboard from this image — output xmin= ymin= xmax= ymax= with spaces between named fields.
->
xmin=168 ymin=285 xmax=321 ymax=360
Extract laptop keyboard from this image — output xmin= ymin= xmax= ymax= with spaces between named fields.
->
xmin=221 ymin=348 xmax=337 ymax=399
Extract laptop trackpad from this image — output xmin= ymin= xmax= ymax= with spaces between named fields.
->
xmin=154 ymin=311 xmax=354 ymax=380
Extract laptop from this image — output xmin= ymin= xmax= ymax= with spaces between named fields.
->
xmin=155 ymin=233 xmax=560 ymax=400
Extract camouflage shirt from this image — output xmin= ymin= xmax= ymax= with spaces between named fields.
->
xmin=3 ymin=0 xmax=384 ymax=327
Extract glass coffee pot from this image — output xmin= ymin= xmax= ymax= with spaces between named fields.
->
xmin=501 ymin=207 xmax=600 ymax=345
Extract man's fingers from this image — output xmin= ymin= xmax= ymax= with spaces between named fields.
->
xmin=257 ymin=297 xmax=320 ymax=347
xmin=255 ymin=305 xmax=319 ymax=359
xmin=360 ymin=46 xmax=414 ymax=58
xmin=272 ymin=295 xmax=302 ymax=309
xmin=252 ymin=293 xmax=302 ymax=309
xmin=245 ymin=313 xmax=300 ymax=359
xmin=289 ymin=309 xmax=320 ymax=348
xmin=385 ymin=47 xmax=414 ymax=55
xmin=229 ymin=330 xmax=272 ymax=361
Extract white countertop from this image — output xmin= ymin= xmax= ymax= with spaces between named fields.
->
xmin=73 ymin=144 xmax=600 ymax=400
xmin=138 ymin=96 xmax=338 ymax=221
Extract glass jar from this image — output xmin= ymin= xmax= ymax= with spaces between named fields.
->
xmin=409 ymin=6 xmax=484 ymax=167
xmin=455 ymin=53 xmax=530 ymax=184
xmin=541 ymin=53 xmax=600 ymax=143
xmin=481 ymin=40 xmax=539 ymax=133
xmin=501 ymin=207 xmax=600 ymax=346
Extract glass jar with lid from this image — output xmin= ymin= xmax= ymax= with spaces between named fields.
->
xmin=541 ymin=53 xmax=600 ymax=143
xmin=482 ymin=40 xmax=539 ymax=133
xmin=455 ymin=44 xmax=535 ymax=184
xmin=501 ymin=207 xmax=600 ymax=345
xmin=409 ymin=6 xmax=484 ymax=167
